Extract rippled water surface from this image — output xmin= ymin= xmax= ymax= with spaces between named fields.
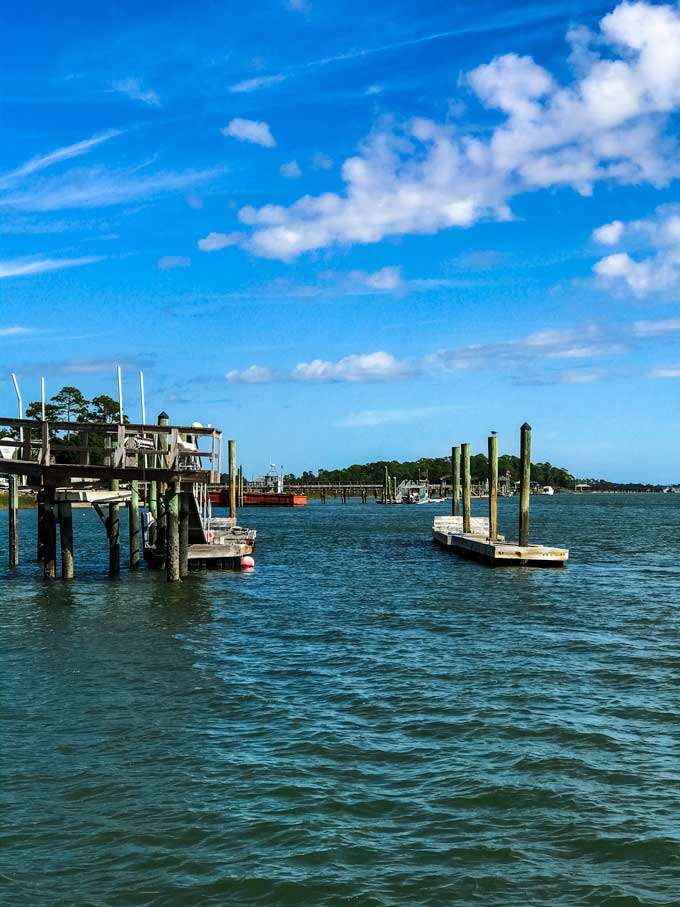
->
xmin=2 ymin=494 xmax=680 ymax=905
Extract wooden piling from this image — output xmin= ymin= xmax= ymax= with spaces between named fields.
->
xmin=237 ymin=465 xmax=244 ymax=508
xmin=461 ymin=442 xmax=471 ymax=534
xmin=43 ymin=488 xmax=57 ymax=580
xmin=8 ymin=474 xmax=19 ymax=567
xmin=148 ymin=481 xmax=158 ymax=547
xmin=179 ymin=490 xmax=189 ymax=578
xmin=488 ymin=433 xmax=498 ymax=542
xmin=165 ymin=482 xmax=180 ymax=582
xmin=108 ymin=479 xmax=120 ymax=576
xmin=451 ymin=446 xmax=460 ymax=517
xmin=156 ymin=412 xmax=169 ymax=557
xmin=37 ymin=493 xmax=46 ymax=562
xmin=58 ymin=502 xmax=74 ymax=579
xmin=519 ymin=422 xmax=532 ymax=547
xmin=384 ymin=466 xmax=390 ymax=502
xmin=129 ymin=480 xmax=140 ymax=569
xmin=228 ymin=439 xmax=237 ymax=520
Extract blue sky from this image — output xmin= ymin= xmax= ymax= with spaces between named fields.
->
xmin=2 ymin=0 xmax=680 ymax=481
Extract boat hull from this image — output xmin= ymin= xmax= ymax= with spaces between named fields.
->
xmin=209 ymin=489 xmax=307 ymax=507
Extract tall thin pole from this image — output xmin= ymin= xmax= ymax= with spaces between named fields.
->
xmin=41 ymin=377 xmax=46 ymax=421
xmin=139 ymin=371 xmax=146 ymax=426
xmin=451 ymin=445 xmax=460 ymax=517
xmin=8 ymin=474 xmax=19 ymax=567
xmin=488 ymin=432 xmax=498 ymax=542
xmin=117 ymin=366 xmax=124 ymax=424
xmin=461 ymin=442 xmax=471 ymax=534
xmin=228 ymin=440 xmax=237 ymax=521
xmin=519 ymin=422 xmax=532 ymax=546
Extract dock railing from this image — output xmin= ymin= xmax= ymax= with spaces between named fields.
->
xmin=0 ymin=418 xmax=222 ymax=484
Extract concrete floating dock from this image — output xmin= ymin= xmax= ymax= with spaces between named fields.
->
xmin=437 ymin=426 xmax=569 ymax=568
xmin=433 ymin=530 xmax=568 ymax=567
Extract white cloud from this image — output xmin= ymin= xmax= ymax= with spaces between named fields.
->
xmin=112 ymin=78 xmax=161 ymax=107
xmin=650 ymin=366 xmax=680 ymax=378
xmin=0 ymin=131 xmax=121 ymax=189
xmin=227 ymin=350 xmax=415 ymax=383
xmin=197 ymin=231 xmax=242 ymax=252
xmin=0 ymin=326 xmax=31 ymax=336
xmin=230 ymin=75 xmax=285 ymax=93
xmin=226 ymin=365 xmax=276 ymax=383
xmin=229 ymin=2 xmax=680 ymax=259
xmin=222 ymin=118 xmax=276 ymax=148
xmin=158 ymin=255 xmax=191 ymax=270
xmin=593 ymin=205 xmax=680 ymax=296
xmin=0 ymin=256 xmax=102 ymax=278
xmin=281 ymin=160 xmax=302 ymax=179
xmin=348 ymin=265 xmax=403 ymax=292
xmin=593 ymin=219 xmax=624 ymax=244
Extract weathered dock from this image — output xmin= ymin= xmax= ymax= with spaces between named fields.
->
xmin=434 ymin=426 xmax=569 ymax=568
xmin=0 ymin=411 xmax=255 ymax=581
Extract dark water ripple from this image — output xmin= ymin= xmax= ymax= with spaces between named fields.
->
xmin=1 ymin=494 xmax=680 ymax=905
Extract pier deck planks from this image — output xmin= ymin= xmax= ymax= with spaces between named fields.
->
xmin=433 ymin=530 xmax=568 ymax=567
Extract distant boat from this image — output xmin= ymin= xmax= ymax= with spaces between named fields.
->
xmin=396 ymin=479 xmax=429 ymax=504
xmin=540 ymin=485 xmax=555 ymax=495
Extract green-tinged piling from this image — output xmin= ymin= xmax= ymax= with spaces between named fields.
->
xmin=8 ymin=474 xmax=19 ymax=567
xmin=488 ymin=433 xmax=498 ymax=542
xmin=59 ymin=502 xmax=74 ymax=579
xmin=451 ymin=446 xmax=460 ymax=517
xmin=165 ymin=482 xmax=180 ymax=582
xmin=129 ymin=480 xmax=140 ymax=569
xmin=462 ymin=442 xmax=471 ymax=534
xmin=519 ymin=422 xmax=532 ymax=547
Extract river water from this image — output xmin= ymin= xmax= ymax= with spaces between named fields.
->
xmin=1 ymin=494 xmax=679 ymax=905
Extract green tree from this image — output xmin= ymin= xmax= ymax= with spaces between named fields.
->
xmin=89 ymin=394 xmax=123 ymax=423
xmin=51 ymin=386 xmax=90 ymax=423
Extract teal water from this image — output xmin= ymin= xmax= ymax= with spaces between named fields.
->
xmin=1 ymin=495 xmax=679 ymax=905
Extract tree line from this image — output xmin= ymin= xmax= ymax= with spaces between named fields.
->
xmin=285 ymin=454 xmax=576 ymax=489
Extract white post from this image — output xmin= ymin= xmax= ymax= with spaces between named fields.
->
xmin=139 ymin=370 xmax=146 ymax=426
xmin=41 ymin=377 xmax=46 ymax=421
xmin=117 ymin=366 xmax=124 ymax=424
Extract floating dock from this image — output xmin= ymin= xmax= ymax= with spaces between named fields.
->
xmin=434 ymin=427 xmax=569 ymax=568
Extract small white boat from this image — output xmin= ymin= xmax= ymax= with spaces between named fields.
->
xmin=540 ymin=485 xmax=555 ymax=495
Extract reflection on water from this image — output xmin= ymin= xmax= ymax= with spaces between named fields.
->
xmin=1 ymin=496 xmax=679 ymax=905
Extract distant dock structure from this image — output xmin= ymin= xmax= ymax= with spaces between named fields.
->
xmin=1 ymin=372 xmax=254 ymax=581
xmin=433 ymin=425 xmax=569 ymax=567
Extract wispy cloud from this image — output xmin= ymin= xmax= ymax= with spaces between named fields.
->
xmin=158 ymin=255 xmax=191 ymax=270
xmin=112 ymin=77 xmax=161 ymax=106
xmin=0 ymin=256 xmax=103 ymax=279
xmin=1 ymin=166 xmax=219 ymax=212
xmin=229 ymin=74 xmax=286 ymax=93
xmin=0 ymin=130 xmax=121 ymax=189
xmin=337 ymin=404 xmax=457 ymax=428
xmin=634 ymin=317 xmax=680 ymax=336
xmin=0 ymin=326 xmax=31 ymax=337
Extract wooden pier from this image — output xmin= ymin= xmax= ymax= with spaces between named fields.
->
xmin=434 ymin=427 xmax=569 ymax=568
xmin=0 ymin=413 xmax=255 ymax=581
